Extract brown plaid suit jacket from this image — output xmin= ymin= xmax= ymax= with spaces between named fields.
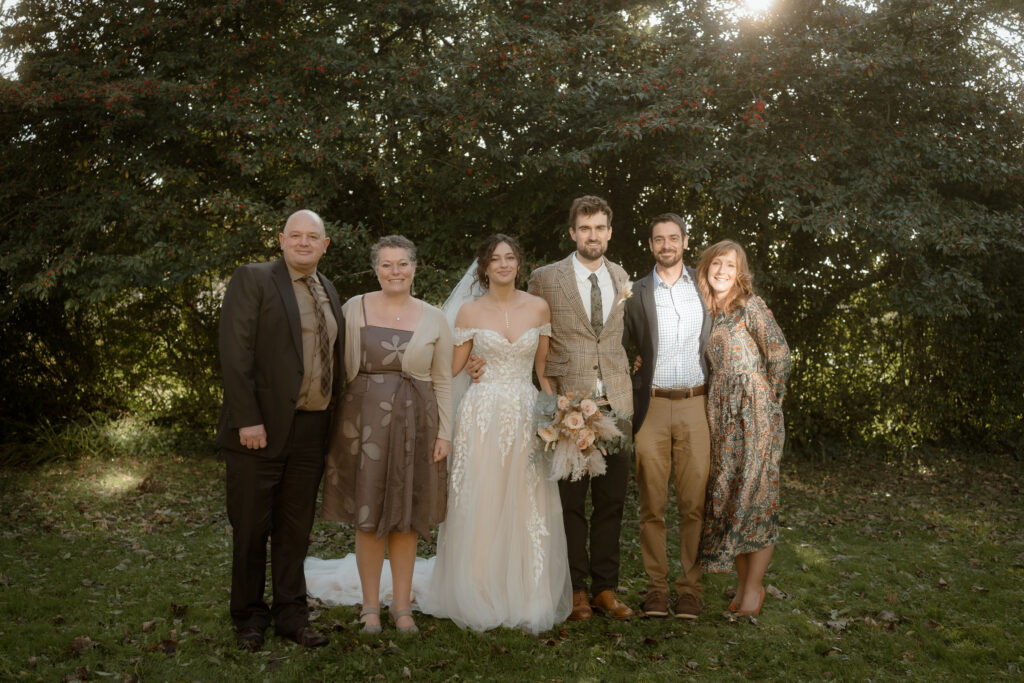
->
xmin=527 ymin=253 xmax=633 ymax=417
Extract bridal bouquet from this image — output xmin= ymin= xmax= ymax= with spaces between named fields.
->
xmin=535 ymin=391 xmax=627 ymax=482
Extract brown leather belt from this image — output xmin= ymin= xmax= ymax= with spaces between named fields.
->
xmin=651 ymin=385 xmax=706 ymax=399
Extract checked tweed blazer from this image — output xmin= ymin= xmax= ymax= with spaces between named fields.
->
xmin=527 ymin=253 xmax=633 ymax=417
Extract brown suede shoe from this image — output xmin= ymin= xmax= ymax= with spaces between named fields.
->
xmin=287 ymin=625 xmax=329 ymax=648
xmin=591 ymin=589 xmax=634 ymax=619
xmin=568 ymin=590 xmax=593 ymax=621
xmin=235 ymin=626 xmax=265 ymax=652
xmin=674 ymin=593 xmax=702 ymax=620
xmin=641 ymin=591 xmax=669 ymax=618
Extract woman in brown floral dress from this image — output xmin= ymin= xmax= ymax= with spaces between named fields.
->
xmin=320 ymin=235 xmax=453 ymax=634
xmin=696 ymin=240 xmax=791 ymax=616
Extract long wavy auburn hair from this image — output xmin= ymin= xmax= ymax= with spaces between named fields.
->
xmin=696 ymin=240 xmax=755 ymax=317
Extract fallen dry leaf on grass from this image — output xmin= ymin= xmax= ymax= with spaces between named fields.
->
xmin=67 ymin=635 xmax=98 ymax=656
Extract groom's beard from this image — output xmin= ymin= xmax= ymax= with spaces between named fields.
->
xmin=577 ymin=242 xmax=607 ymax=261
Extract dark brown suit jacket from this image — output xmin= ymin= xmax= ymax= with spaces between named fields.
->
xmin=216 ymin=258 xmax=344 ymax=457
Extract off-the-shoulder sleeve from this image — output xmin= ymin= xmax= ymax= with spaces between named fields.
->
xmin=744 ymin=296 xmax=792 ymax=404
xmin=538 ymin=322 xmax=552 ymax=337
xmin=453 ymin=327 xmax=475 ymax=347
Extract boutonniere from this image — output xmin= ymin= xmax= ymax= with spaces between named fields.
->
xmin=615 ymin=281 xmax=634 ymax=307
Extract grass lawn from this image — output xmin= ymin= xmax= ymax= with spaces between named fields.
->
xmin=1 ymin=428 xmax=1021 ymax=681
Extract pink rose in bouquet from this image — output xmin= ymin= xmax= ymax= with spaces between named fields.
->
xmin=538 ymin=424 xmax=559 ymax=444
xmin=575 ymin=428 xmax=596 ymax=451
xmin=580 ymin=398 xmax=599 ymax=418
xmin=561 ymin=411 xmax=585 ymax=431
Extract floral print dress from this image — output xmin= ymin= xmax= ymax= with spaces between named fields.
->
xmin=321 ymin=324 xmax=447 ymax=539
xmin=700 ymin=295 xmax=791 ymax=572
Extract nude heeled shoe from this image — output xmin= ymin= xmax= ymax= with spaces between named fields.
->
xmin=735 ymin=588 xmax=765 ymax=616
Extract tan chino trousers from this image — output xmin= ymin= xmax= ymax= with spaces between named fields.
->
xmin=634 ymin=394 xmax=711 ymax=598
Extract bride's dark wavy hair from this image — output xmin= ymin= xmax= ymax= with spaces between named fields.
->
xmin=474 ymin=233 xmax=524 ymax=290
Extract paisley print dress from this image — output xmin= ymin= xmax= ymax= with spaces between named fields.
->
xmin=700 ymin=296 xmax=791 ymax=571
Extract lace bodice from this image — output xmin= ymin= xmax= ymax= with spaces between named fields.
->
xmin=454 ymin=324 xmax=550 ymax=385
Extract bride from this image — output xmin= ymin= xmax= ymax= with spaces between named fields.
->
xmin=418 ymin=234 xmax=571 ymax=633
xmin=306 ymin=234 xmax=571 ymax=633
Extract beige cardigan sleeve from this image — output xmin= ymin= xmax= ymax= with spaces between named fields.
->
xmin=403 ymin=304 xmax=454 ymax=441
xmin=340 ymin=295 xmax=454 ymax=441
xmin=341 ymin=296 xmax=364 ymax=382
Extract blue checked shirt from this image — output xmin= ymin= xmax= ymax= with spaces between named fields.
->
xmin=651 ymin=268 xmax=706 ymax=389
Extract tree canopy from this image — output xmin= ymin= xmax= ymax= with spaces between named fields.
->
xmin=2 ymin=0 xmax=1022 ymax=454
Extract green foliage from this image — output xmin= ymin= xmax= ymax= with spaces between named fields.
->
xmin=1 ymin=0 xmax=1022 ymax=452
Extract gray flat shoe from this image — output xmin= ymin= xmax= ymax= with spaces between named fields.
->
xmin=359 ymin=606 xmax=382 ymax=635
xmin=390 ymin=608 xmax=419 ymax=634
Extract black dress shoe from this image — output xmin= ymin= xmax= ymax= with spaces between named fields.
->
xmin=288 ymin=625 xmax=328 ymax=648
xmin=236 ymin=626 xmax=265 ymax=652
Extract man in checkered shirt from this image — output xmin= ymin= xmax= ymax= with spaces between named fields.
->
xmin=623 ymin=213 xmax=712 ymax=620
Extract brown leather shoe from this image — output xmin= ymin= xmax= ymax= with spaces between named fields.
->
xmin=287 ymin=625 xmax=329 ymax=648
xmin=674 ymin=592 xmax=702 ymax=620
xmin=591 ymin=589 xmax=634 ymax=619
xmin=641 ymin=591 xmax=669 ymax=618
xmin=568 ymin=590 xmax=593 ymax=621
xmin=236 ymin=626 xmax=265 ymax=652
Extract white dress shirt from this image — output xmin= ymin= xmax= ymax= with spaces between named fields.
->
xmin=572 ymin=253 xmax=614 ymax=325
xmin=572 ymin=253 xmax=615 ymax=396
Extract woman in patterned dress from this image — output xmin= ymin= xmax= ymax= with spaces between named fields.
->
xmin=319 ymin=235 xmax=453 ymax=634
xmin=696 ymin=240 xmax=791 ymax=616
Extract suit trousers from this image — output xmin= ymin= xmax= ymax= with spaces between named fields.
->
xmin=634 ymin=394 xmax=710 ymax=598
xmin=225 ymin=410 xmax=328 ymax=634
xmin=559 ymin=444 xmax=629 ymax=596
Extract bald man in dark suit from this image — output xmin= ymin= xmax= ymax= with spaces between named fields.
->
xmin=217 ymin=210 xmax=343 ymax=651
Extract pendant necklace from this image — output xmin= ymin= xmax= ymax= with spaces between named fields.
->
xmin=394 ymin=300 xmax=407 ymax=321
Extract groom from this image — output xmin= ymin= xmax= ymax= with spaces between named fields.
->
xmin=528 ymin=195 xmax=635 ymax=620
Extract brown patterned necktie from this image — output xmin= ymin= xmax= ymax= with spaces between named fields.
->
xmin=302 ymin=275 xmax=333 ymax=397
xmin=589 ymin=272 xmax=603 ymax=336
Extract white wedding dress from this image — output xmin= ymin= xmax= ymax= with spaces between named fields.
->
xmin=305 ymin=324 xmax=572 ymax=633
